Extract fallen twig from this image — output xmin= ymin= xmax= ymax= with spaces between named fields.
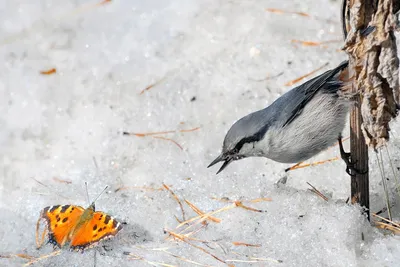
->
xmin=235 ymin=201 xmax=265 ymax=213
xmin=177 ymin=203 xmax=237 ymax=229
xmin=24 ymin=250 xmax=61 ymax=266
xmin=185 ymin=199 xmax=221 ymax=223
xmin=52 ymin=177 xmax=72 ymax=184
xmin=152 ymin=136 xmax=183 ymax=150
xmin=97 ymin=0 xmax=112 ymax=5
xmin=164 ymin=230 xmax=233 ymax=267
xmin=179 ymin=127 xmax=201 ymax=133
xmin=232 ymin=242 xmax=261 ymax=248
xmin=139 ymin=75 xmax=170 ymax=95
xmin=285 ymin=157 xmax=339 ymax=172
xmin=291 ymin=39 xmax=341 ymax=47
xmin=123 ymin=131 xmax=175 ymax=137
xmin=284 ymin=63 xmax=328 ymax=86
xmin=123 ymin=127 xmax=200 ymax=137
xmin=307 ymin=182 xmax=329 ymax=201
xmin=373 ymin=213 xmax=400 ymax=228
xmin=163 ymin=184 xmax=186 ymax=222
xmin=40 ymin=68 xmax=57 ymax=75
xmin=265 ymin=8 xmax=310 ymax=17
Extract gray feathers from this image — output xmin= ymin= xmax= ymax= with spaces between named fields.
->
xmin=209 ymin=61 xmax=350 ymax=172
xmin=223 ymin=61 xmax=348 ymax=153
xmin=282 ymin=60 xmax=348 ymax=126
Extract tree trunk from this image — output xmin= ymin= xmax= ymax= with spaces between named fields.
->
xmin=342 ymin=0 xmax=399 ymax=219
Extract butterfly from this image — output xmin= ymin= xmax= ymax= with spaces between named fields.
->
xmin=36 ymin=186 xmax=123 ymax=252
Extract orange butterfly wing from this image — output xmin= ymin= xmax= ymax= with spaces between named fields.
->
xmin=69 ymin=211 xmax=123 ymax=251
xmin=40 ymin=205 xmax=85 ymax=248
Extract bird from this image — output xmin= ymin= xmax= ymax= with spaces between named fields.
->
xmin=208 ymin=60 xmax=361 ymax=175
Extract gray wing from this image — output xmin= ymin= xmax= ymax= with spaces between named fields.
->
xmin=281 ymin=60 xmax=348 ymax=127
xmin=222 ymin=60 xmax=349 ymax=152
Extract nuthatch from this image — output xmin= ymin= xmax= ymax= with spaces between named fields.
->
xmin=208 ymin=60 xmax=358 ymax=175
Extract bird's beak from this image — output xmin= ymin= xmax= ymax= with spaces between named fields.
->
xmin=208 ymin=153 xmax=233 ymax=174
xmin=208 ymin=154 xmax=224 ymax=168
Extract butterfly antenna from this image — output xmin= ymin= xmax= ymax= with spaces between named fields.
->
xmin=85 ymin=181 xmax=91 ymax=205
xmin=91 ymin=185 xmax=109 ymax=204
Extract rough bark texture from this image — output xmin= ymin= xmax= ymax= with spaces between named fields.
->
xmin=349 ymin=92 xmax=370 ymax=214
xmin=344 ymin=0 xmax=399 ymax=149
xmin=342 ymin=0 xmax=399 ymax=217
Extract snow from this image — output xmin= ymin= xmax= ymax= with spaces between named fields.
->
xmin=1 ymin=0 xmax=400 ymax=266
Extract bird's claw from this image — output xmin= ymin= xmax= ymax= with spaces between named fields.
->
xmin=342 ymin=153 xmax=357 ymax=176
xmin=338 ymin=137 xmax=367 ymax=176
xmin=345 ymin=165 xmax=368 ymax=176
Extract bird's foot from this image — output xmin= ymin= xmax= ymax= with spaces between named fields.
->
xmin=338 ymin=137 xmax=368 ymax=176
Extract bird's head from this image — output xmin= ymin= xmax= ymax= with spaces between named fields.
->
xmin=208 ymin=111 xmax=270 ymax=174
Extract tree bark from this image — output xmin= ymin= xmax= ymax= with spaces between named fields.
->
xmin=349 ymin=89 xmax=369 ymax=218
xmin=342 ymin=0 xmax=399 ymax=219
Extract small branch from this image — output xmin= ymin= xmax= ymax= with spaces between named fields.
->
xmin=307 ymin=182 xmax=329 ymax=201
xmin=163 ymin=184 xmax=186 ymax=222
xmin=284 ymin=63 xmax=328 ymax=86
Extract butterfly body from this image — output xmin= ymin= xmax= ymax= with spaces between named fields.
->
xmin=67 ymin=204 xmax=95 ymax=241
xmin=37 ymin=203 xmax=122 ymax=252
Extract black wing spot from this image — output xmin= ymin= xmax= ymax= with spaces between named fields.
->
xmin=61 ymin=205 xmax=70 ymax=213
xmin=93 ymin=234 xmax=98 ymax=238
xmin=93 ymin=224 xmax=98 ymax=231
xmin=50 ymin=206 xmax=59 ymax=212
xmin=104 ymin=215 xmax=111 ymax=224
xmin=98 ymin=227 xmax=103 ymax=232
xmin=70 ymin=207 xmax=75 ymax=213
xmin=62 ymin=217 xmax=68 ymax=223
xmin=54 ymin=224 xmax=58 ymax=228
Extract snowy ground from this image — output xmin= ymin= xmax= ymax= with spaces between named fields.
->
xmin=1 ymin=0 xmax=400 ymax=266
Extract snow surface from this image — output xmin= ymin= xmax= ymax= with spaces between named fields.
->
xmin=1 ymin=0 xmax=400 ymax=266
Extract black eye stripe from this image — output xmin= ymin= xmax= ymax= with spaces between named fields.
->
xmin=233 ymin=132 xmax=266 ymax=153
xmin=234 ymin=138 xmax=253 ymax=152
xmin=229 ymin=122 xmax=270 ymax=154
